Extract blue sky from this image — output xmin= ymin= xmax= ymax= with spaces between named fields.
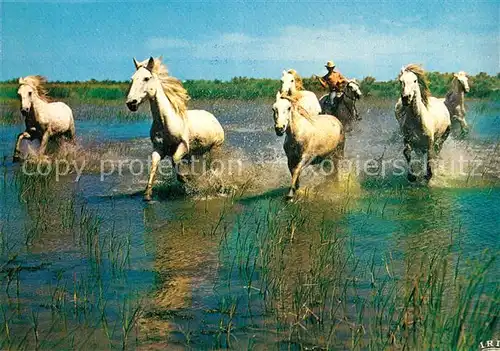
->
xmin=1 ymin=1 xmax=498 ymax=81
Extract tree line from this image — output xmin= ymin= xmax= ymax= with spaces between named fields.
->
xmin=1 ymin=72 xmax=498 ymax=101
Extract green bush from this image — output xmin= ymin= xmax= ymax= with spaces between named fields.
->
xmin=0 ymin=72 xmax=498 ymax=102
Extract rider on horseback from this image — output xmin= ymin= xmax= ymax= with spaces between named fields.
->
xmin=316 ymin=61 xmax=347 ymax=110
xmin=315 ymin=61 xmax=361 ymax=121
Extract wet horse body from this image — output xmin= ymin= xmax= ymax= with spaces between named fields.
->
xmin=395 ymin=64 xmax=451 ymax=181
xmin=444 ymin=71 xmax=470 ymax=134
xmin=14 ymin=76 xmax=75 ymax=161
xmin=126 ymin=57 xmax=224 ymax=201
xmin=273 ymin=92 xmax=345 ymax=199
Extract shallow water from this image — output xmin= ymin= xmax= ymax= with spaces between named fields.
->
xmin=0 ymin=99 xmax=498 ymax=349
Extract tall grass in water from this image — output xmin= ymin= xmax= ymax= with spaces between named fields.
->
xmin=0 ymin=160 xmax=142 ymax=349
xmin=211 ymin=200 xmax=498 ymax=350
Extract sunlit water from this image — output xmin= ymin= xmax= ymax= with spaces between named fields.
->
xmin=0 ymin=99 xmax=498 ymax=349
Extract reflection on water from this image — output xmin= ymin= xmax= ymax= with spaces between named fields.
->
xmin=0 ymin=99 xmax=498 ymax=349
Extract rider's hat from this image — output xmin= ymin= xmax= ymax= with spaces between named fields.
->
xmin=325 ymin=61 xmax=336 ymax=68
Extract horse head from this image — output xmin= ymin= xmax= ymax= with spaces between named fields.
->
xmin=17 ymin=81 xmax=35 ymax=116
xmin=398 ymin=64 xmax=430 ymax=107
xmin=17 ymin=76 xmax=48 ymax=116
xmin=454 ymin=72 xmax=470 ymax=93
xmin=272 ymin=91 xmax=293 ymax=136
xmin=280 ymin=70 xmax=297 ymax=96
xmin=345 ymin=80 xmax=362 ymax=100
xmin=399 ymin=70 xmax=420 ymax=106
xmin=126 ymin=57 xmax=157 ymax=111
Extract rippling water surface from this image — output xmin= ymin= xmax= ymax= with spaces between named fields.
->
xmin=0 ymin=99 xmax=498 ymax=349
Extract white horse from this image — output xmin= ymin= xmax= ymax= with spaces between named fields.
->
xmin=126 ymin=57 xmax=225 ymax=201
xmin=319 ymin=79 xmax=362 ymax=127
xmin=13 ymin=75 xmax=75 ymax=162
xmin=280 ymin=69 xmax=322 ymax=116
xmin=395 ymin=64 xmax=451 ymax=181
xmin=272 ymin=92 xmax=345 ymax=199
xmin=444 ymin=71 xmax=470 ymax=134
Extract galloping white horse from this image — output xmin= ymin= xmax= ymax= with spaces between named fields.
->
xmin=280 ymin=70 xmax=321 ymax=116
xmin=395 ymin=64 xmax=451 ymax=181
xmin=272 ymin=92 xmax=345 ymax=199
xmin=126 ymin=57 xmax=224 ymax=201
xmin=444 ymin=71 xmax=470 ymax=134
xmin=13 ymin=76 xmax=75 ymax=162
xmin=319 ymin=79 xmax=362 ymax=126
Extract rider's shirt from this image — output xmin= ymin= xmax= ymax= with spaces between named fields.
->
xmin=319 ymin=71 xmax=347 ymax=93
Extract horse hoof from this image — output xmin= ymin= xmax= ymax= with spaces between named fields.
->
xmin=286 ymin=191 xmax=295 ymax=201
xmin=143 ymin=194 xmax=152 ymax=202
xmin=407 ymin=173 xmax=417 ymax=182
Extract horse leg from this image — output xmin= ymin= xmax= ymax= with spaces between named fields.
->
xmin=144 ymin=150 xmax=163 ymax=202
xmin=65 ymin=123 xmax=76 ymax=142
xmin=437 ymin=126 xmax=451 ymax=154
xmin=425 ymin=138 xmax=436 ymax=181
xmin=287 ymin=158 xmax=298 ymax=197
xmin=456 ymin=114 xmax=469 ymax=135
xmin=354 ymin=103 xmax=361 ymax=121
xmin=287 ymin=157 xmax=308 ymax=199
xmin=424 ymin=152 xmax=433 ymax=181
xmin=332 ymin=138 xmax=345 ymax=181
xmin=172 ymin=142 xmax=189 ymax=183
xmin=13 ymin=131 xmax=31 ymax=162
xmin=38 ymin=130 xmax=51 ymax=157
xmin=403 ymin=142 xmax=416 ymax=182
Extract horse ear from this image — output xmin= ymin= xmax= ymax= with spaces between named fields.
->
xmin=453 ymin=73 xmax=458 ymax=78
xmin=282 ymin=70 xmax=287 ymax=76
xmin=18 ymin=77 xmax=24 ymax=84
xmin=158 ymin=55 xmax=163 ymax=62
xmin=276 ymin=91 xmax=281 ymax=100
xmin=133 ymin=58 xmax=140 ymax=70
xmin=146 ymin=57 xmax=155 ymax=71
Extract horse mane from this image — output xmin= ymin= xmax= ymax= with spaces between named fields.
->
xmin=287 ymin=69 xmax=304 ymax=91
xmin=138 ymin=57 xmax=189 ymax=118
xmin=280 ymin=93 xmax=314 ymax=121
xmin=400 ymin=64 xmax=430 ymax=107
xmin=19 ymin=75 xmax=52 ymax=102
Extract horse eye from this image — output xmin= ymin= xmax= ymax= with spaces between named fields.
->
xmin=414 ymin=80 xmax=417 ymax=83
xmin=144 ymin=77 xmax=150 ymax=82
xmin=28 ymin=92 xmax=32 ymax=96
xmin=287 ymin=107 xmax=291 ymax=111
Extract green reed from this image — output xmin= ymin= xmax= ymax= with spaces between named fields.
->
xmin=0 ymin=159 xmax=143 ymax=349
xmin=209 ymin=198 xmax=499 ymax=350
